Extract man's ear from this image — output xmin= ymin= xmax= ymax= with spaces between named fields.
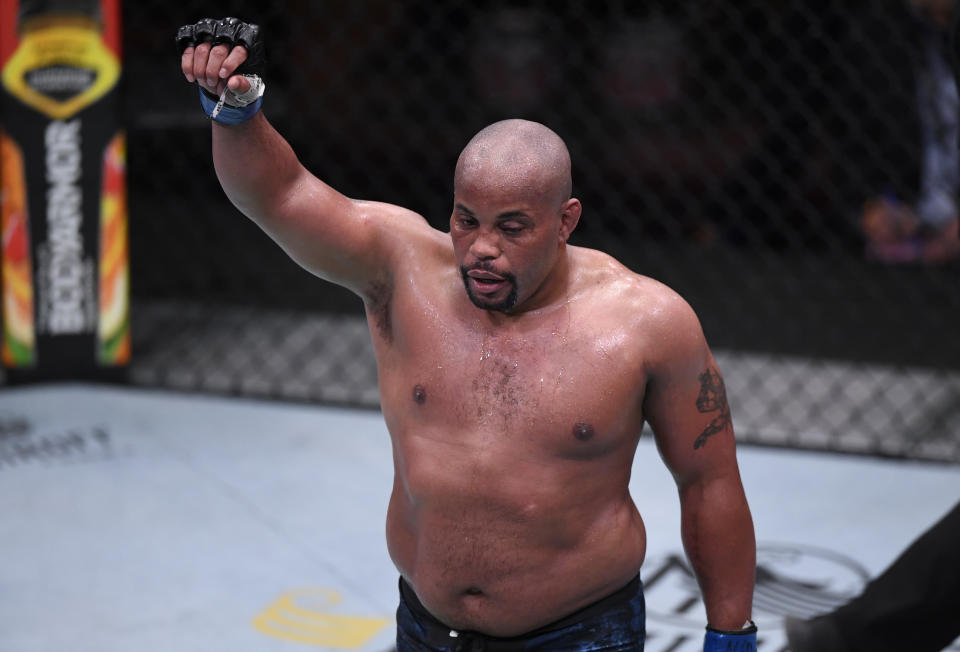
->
xmin=559 ymin=198 xmax=582 ymax=242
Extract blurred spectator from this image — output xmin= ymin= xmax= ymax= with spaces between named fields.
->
xmin=585 ymin=5 xmax=767 ymax=246
xmin=467 ymin=7 xmax=563 ymax=119
xmin=600 ymin=13 xmax=688 ymax=116
xmin=833 ymin=0 xmax=960 ymax=263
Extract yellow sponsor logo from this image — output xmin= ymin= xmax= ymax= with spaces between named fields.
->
xmin=253 ymin=588 xmax=390 ymax=649
xmin=2 ymin=24 xmax=120 ymax=120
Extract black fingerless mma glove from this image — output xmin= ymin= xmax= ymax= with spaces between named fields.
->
xmin=176 ymin=17 xmax=266 ymax=124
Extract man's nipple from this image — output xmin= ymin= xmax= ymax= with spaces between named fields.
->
xmin=573 ymin=422 xmax=595 ymax=441
xmin=413 ymin=384 xmax=427 ymax=404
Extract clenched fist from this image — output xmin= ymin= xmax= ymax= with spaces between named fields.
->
xmin=176 ymin=17 xmax=266 ymax=124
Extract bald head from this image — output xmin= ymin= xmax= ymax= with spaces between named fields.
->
xmin=455 ymin=119 xmax=572 ymax=207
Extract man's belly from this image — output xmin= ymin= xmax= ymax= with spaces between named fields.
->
xmin=385 ymin=478 xmax=647 ymax=637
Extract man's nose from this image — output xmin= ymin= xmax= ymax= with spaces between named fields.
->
xmin=469 ymin=230 xmax=501 ymax=259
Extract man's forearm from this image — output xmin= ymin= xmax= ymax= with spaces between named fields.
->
xmin=679 ymin=473 xmax=756 ymax=629
xmin=177 ymin=17 xmax=382 ymax=292
xmin=212 ymin=112 xmax=305 ymax=222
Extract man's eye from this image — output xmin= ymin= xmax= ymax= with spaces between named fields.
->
xmin=500 ymin=225 xmax=523 ymax=234
xmin=457 ymin=217 xmax=477 ymax=228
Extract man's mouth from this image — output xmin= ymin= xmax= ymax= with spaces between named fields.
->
xmin=467 ymin=271 xmax=507 ymax=294
xmin=460 ymin=266 xmax=519 ymax=311
xmin=469 ymin=278 xmax=508 ymax=294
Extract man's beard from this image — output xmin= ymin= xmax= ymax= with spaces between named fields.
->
xmin=460 ymin=265 xmax=519 ymax=312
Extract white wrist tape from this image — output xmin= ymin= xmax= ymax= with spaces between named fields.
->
xmin=224 ymin=74 xmax=265 ymax=107
xmin=199 ymin=74 xmax=266 ymax=125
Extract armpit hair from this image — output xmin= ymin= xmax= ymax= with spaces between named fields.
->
xmin=364 ymin=273 xmax=394 ymax=343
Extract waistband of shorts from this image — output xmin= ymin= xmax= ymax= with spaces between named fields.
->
xmin=399 ymin=573 xmax=642 ymax=639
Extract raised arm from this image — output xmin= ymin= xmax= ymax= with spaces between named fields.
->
xmin=641 ymin=289 xmax=756 ymax=634
xmin=177 ymin=18 xmax=428 ymax=296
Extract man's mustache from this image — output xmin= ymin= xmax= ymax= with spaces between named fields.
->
xmin=462 ymin=262 xmax=510 ymax=276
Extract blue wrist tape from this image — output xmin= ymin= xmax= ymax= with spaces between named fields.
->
xmin=703 ymin=622 xmax=757 ymax=652
xmin=198 ymin=87 xmax=263 ymax=125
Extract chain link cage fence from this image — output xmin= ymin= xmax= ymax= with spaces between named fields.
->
xmin=9 ymin=0 xmax=960 ymax=462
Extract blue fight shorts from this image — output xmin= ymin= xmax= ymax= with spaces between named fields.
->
xmin=396 ymin=575 xmax=645 ymax=651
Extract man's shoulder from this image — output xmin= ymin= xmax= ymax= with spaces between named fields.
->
xmin=572 ymin=246 xmax=691 ymax=316
xmin=361 ymin=201 xmax=451 ymax=259
xmin=574 ymin=248 xmax=708 ymax=370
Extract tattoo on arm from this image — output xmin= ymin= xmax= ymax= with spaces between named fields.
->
xmin=693 ymin=367 xmax=731 ymax=450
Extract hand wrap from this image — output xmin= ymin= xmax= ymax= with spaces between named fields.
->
xmin=703 ymin=621 xmax=757 ymax=652
xmin=176 ymin=17 xmax=266 ymax=125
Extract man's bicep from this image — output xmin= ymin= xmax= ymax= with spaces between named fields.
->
xmin=210 ymin=113 xmax=423 ymax=293
xmin=264 ymin=176 xmax=428 ymax=293
xmin=645 ymin=349 xmax=738 ymax=483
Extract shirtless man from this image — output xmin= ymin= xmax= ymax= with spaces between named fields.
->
xmin=177 ymin=18 xmax=756 ymax=651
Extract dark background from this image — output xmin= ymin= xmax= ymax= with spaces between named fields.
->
xmin=124 ymin=0 xmax=959 ymax=369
